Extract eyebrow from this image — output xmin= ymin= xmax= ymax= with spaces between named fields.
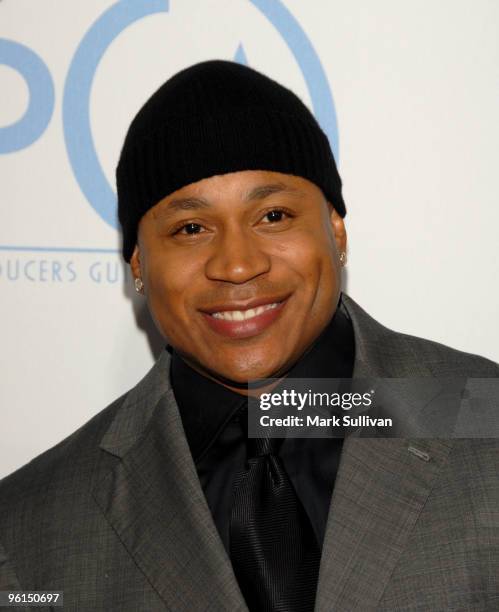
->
xmin=152 ymin=182 xmax=302 ymax=220
xmin=152 ymin=197 xmax=210 ymax=220
xmin=244 ymin=182 xmax=303 ymax=201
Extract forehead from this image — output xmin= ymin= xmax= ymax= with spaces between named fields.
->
xmin=151 ymin=170 xmax=323 ymax=214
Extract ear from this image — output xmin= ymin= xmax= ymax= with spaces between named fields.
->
xmin=329 ymin=206 xmax=347 ymax=254
xmin=130 ymin=244 xmax=142 ymax=280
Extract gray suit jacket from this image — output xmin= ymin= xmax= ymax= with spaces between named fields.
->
xmin=1 ymin=294 xmax=498 ymax=611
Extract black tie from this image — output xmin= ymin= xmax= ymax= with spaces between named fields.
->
xmin=229 ymin=435 xmax=321 ymax=612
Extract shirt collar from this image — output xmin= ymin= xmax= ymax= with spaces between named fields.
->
xmin=170 ymin=292 xmax=355 ymax=460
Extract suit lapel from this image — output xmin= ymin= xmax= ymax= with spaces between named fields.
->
xmin=314 ymin=295 xmax=455 ymax=610
xmin=93 ymin=351 xmax=247 ymax=611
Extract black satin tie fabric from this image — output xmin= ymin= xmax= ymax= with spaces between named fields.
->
xmin=230 ymin=436 xmax=321 ymax=612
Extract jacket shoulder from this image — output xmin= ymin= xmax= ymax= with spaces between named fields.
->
xmin=386 ymin=328 xmax=499 ymax=377
xmin=340 ymin=293 xmax=499 ymax=377
xmin=0 ymin=392 xmax=128 ymax=513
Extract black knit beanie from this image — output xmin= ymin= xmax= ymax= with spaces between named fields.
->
xmin=116 ymin=60 xmax=346 ymax=262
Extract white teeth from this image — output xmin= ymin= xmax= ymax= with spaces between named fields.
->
xmin=212 ymin=302 xmax=280 ymax=321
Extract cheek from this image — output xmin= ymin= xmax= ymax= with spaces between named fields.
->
xmin=273 ymin=230 xmax=338 ymax=293
xmin=289 ymin=237 xmax=340 ymax=330
xmin=144 ymin=256 xmax=197 ymax=332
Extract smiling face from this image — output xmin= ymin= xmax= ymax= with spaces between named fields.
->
xmin=130 ymin=170 xmax=347 ymax=388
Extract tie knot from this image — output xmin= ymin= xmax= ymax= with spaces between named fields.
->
xmin=247 ymin=436 xmax=284 ymax=458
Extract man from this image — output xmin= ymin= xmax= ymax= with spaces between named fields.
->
xmin=1 ymin=60 xmax=498 ymax=611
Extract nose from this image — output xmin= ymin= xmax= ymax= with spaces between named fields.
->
xmin=204 ymin=224 xmax=271 ymax=284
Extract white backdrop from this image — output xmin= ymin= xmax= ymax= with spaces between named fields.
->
xmin=1 ymin=0 xmax=498 ymax=479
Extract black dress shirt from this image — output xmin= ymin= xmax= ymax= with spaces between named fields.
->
xmin=170 ymin=293 xmax=355 ymax=552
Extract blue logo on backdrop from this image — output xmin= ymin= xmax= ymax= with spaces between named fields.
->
xmin=0 ymin=39 xmax=55 ymax=153
xmin=1 ymin=0 xmax=339 ymax=236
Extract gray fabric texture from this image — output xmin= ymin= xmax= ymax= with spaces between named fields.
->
xmin=1 ymin=293 xmax=498 ymax=611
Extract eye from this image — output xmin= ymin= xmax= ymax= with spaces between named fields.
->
xmin=174 ymin=222 xmax=205 ymax=235
xmin=261 ymin=208 xmax=291 ymax=223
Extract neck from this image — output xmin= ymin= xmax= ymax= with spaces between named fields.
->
xmin=175 ymin=354 xmax=286 ymax=397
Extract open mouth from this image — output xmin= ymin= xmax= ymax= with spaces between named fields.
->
xmin=211 ymin=301 xmax=281 ymax=321
xmin=200 ymin=297 xmax=289 ymax=339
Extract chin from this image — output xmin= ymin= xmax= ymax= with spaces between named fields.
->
xmin=218 ymin=358 xmax=284 ymax=384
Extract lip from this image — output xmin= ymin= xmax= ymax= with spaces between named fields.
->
xmin=200 ymin=294 xmax=290 ymax=314
xmin=200 ymin=295 xmax=290 ymax=339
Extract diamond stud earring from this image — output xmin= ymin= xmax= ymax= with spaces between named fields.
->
xmin=339 ymin=251 xmax=347 ymax=267
xmin=134 ymin=277 xmax=144 ymax=293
